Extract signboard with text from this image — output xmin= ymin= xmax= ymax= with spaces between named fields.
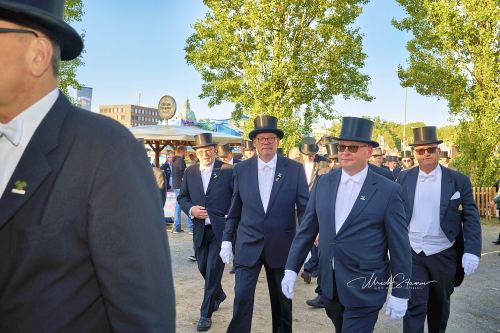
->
xmin=158 ymin=95 xmax=176 ymax=120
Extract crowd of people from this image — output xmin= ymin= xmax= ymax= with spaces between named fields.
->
xmin=0 ymin=1 xmax=487 ymax=333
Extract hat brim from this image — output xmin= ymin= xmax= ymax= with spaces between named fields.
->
xmin=332 ymin=136 xmax=379 ymax=148
xmin=409 ymin=140 xmax=443 ymax=146
xmin=0 ymin=1 xmax=83 ymax=60
xmin=248 ymin=128 xmax=284 ymax=141
xmin=299 ymin=146 xmax=319 ymax=155
xmin=193 ymin=143 xmax=217 ymax=149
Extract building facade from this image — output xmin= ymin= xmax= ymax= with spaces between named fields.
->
xmin=99 ymin=104 xmax=160 ymax=127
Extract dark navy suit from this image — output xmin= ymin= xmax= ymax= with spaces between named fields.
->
xmin=398 ymin=166 xmax=481 ymax=333
xmin=286 ymin=168 xmax=411 ymax=332
xmin=177 ymin=159 xmax=233 ymax=319
xmin=222 ymin=155 xmax=309 ymax=333
xmin=0 ymin=93 xmax=175 ymax=332
xmin=369 ymin=163 xmax=395 ymax=181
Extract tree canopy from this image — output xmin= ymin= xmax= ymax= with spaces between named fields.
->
xmin=393 ymin=0 xmax=499 ymax=185
xmin=185 ymin=0 xmax=372 ymax=150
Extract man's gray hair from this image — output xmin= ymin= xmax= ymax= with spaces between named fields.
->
xmin=51 ymin=41 xmax=61 ymax=76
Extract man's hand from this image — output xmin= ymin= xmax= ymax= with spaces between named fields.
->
xmin=385 ymin=295 xmax=408 ymax=320
xmin=281 ymin=270 xmax=298 ymax=299
xmin=191 ymin=206 xmax=209 ymax=219
xmin=219 ymin=241 xmax=233 ymax=264
xmin=462 ymin=253 xmax=479 ymax=276
xmin=314 ymin=234 xmax=320 ymax=247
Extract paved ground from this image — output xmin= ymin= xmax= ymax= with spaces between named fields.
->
xmin=168 ymin=221 xmax=500 ymax=332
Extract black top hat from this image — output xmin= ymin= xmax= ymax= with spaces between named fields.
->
xmin=241 ymin=140 xmax=255 ymax=150
xmin=216 ymin=143 xmax=232 ymax=157
xmin=332 ymin=117 xmax=379 ymax=148
xmin=248 ymin=115 xmax=284 ymax=140
xmin=372 ymin=147 xmax=383 ymax=156
xmin=410 ymin=126 xmax=443 ymax=146
xmin=325 ymin=143 xmax=338 ymax=159
xmin=401 ymin=150 xmax=413 ymax=159
xmin=193 ymin=133 xmax=217 ymax=149
xmin=299 ymin=137 xmax=319 ymax=155
xmin=319 ymin=135 xmax=335 ymax=146
xmin=0 ymin=0 xmax=83 ymax=60
xmin=439 ymin=151 xmax=449 ymax=159
xmin=385 ymin=155 xmax=399 ymax=162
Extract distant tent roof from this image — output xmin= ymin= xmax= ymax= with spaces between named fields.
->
xmin=129 ymin=124 xmax=242 ymax=145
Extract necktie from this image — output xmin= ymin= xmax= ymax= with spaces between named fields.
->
xmin=0 ymin=118 xmax=23 ymax=146
xmin=419 ymin=174 xmax=436 ymax=182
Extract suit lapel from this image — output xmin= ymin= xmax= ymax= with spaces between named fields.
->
xmin=407 ymin=167 xmax=419 ymax=218
xmin=251 ymin=157 xmax=266 ymax=215
xmin=205 ymin=159 xmax=222 ymax=195
xmin=0 ymin=92 xmax=69 ymax=229
xmin=336 ymin=170 xmax=378 ymax=236
xmin=440 ymin=166 xmax=454 ymax=223
xmin=329 ymin=171 xmax=341 ymax=236
xmin=309 ymin=162 xmax=320 ymax=190
xmin=266 ymin=156 xmax=287 ymax=214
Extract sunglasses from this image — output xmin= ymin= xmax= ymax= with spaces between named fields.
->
xmin=414 ymin=147 xmax=438 ymax=155
xmin=338 ymin=144 xmax=368 ymax=153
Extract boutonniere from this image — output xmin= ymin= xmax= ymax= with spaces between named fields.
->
xmin=360 ymin=195 xmax=366 ymax=201
xmin=12 ymin=180 xmax=27 ymax=195
xmin=275 ymin=173 xmax=282 ymax=182
xmin=212 ymin=171 xmax=218 ymax=180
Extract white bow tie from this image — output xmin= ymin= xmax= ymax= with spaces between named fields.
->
xmin=0 ymin=118 xmax=23 ymax=146
xmin=200 ymin=165 xmax=212 ymax=172
xmin=342 ymin=176 xmax=360 ymax=184
xmin=419 ymin=174 xmax=436 ymax=182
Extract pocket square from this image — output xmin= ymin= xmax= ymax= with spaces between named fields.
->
xmin=450 ymin=191 xmax=461 ymax=200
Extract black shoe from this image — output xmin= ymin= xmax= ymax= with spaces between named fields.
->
xmin=172 ymin=228 xmax=184 ymax=233
xmin=229 ymin=266 xmax=236 ymax=274
xmin=188 ymin=255 xmax=196 ymax=262
xmin=311 ymin=270 xmax=319 ymax=278
xmin=213 ymin=291 xmax=227 ymax=312
xmin=197 ymin=317 xmax=212 ymax=331
xmin=306 ymin=295 xmax=325 ymax=308
xmin=301 ymin=271 xmax=312 ymax=284
xmin=492 ymin=239 xmax=500 ymax=245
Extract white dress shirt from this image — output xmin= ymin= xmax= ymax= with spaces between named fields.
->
xmin=0 ymin=89 xmax=59 ymax=199
xmin=409 ymin=165 xmax=454 ymax=255
xmin=257 ymin=154 xmax=277 ymax=212
xmin=189 ymin=162 xmax=214 ymax=225
xmin=227 ymin=157 xmax=234 ymax=165
xmin=304 ymin=160 xmax=314 ymax=185
xmin=332 ymin=165 xmax=368 ymax=269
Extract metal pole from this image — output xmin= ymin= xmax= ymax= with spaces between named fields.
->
xmin=403 ymin=87 xmax=407 ymax=150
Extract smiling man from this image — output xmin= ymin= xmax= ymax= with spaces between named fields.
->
xmin=220 ymin=115 xmax=309 ymax=333
xmin=282 ymin=117 xmax=412 ymax=332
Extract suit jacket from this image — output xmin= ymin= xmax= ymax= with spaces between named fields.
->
xmin=286 ymin=168 xmax=411 ymax=307
xmin=303 ymin=159 xmax=331 ymax=191
xmin=172 ymin=155 xmax=186 ymax=189
xmin=397 ymin=166 xmax=481 ymax=287
xmin=391 ymin=166 xmax=402 ymax=181
xmin=222 ymin=155 xmax=309 ymax=268
xmin=160 ymin=162 xmax=172 ymax=190
xmin=0 ymin=93 xmax=175 ymax=332
xmin=177 ymin=159 xmax=234 ymax=247
xmin=369 ymin=163 xmax=395 ymax=181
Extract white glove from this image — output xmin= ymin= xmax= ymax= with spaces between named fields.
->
xmin=281 ymin=270 xmax=298 ymax=299
xmin=385 ymin=295 xmax=408 ymax=320
xmin=462 ymin=253 xmax=479 ymax=276
xmin=219 ymin=241 xmax=233 ymax=264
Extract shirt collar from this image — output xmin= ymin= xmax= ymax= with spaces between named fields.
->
xmin=200 ymin=161 xmax=215 ymax=172
xmin=341 ymin=165 xmax=369 ymax=184
xmin=418 ymin=164 xmax=441 ymax=181
xmin=258 ymin=153 xmax=277 ymax=170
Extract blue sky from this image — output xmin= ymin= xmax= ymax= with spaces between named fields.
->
xmin=72 ymin=1 xmax=453 ymax=127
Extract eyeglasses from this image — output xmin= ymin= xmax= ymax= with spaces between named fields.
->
xmin=0 ymin=28 xmax=39 ymax=37
xmin=338 ymin=144 xmax=368 ymax=153
xmin=402 ymin=159 xmax=413 ymax=163
xmin=255 ymin=136 xmax=278 ymax=144
xmin=414 ymin=147 xmax=437 ymax=155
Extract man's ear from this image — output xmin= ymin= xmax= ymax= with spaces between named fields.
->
xmin=29 ymin=36 xmax=53 ymax=77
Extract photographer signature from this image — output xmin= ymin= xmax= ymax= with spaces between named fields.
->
xmin=347 ymin=273 xmax=436 ymax=289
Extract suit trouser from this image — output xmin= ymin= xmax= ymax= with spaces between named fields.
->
xmin=195 ymin=225 xmax=225 ymax=318
xmin=403 ymin=246 xmax=456 ymax=333
xmin=227 ymin=252 xmax=292 ymax=333
xmin=321 ymin=271 xmax=382 ymax=333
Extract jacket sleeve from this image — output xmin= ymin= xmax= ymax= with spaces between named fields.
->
xmin=384 ymin=184 xmax=412 ymax=300
xmin=222 ymin=167 xmax=241 ymax=242
xmin=459 ymin=175 xmax=482 ymax=256
xmin=87 ymin=134 xmax=175 ymax=331
xmin=177 ymin=167 xmax=194 ymax=217
xmin=295 ymin=164 xmax=310 ymax=224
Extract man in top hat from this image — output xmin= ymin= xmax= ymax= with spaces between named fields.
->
xmin=439 ymin=150 xmax=451 ymax=168
xmin=401 ymin=150 xmax=415 ymax=170
xmin=217 ymin=142 xmax=241 ymax=165
xmin=324 ymin=142 xmax=341 ymax=169
xmin=368 ymin=147 xmax=395 ymax=181
xmin=220 ymin=115 xmax=309 ymax=333
xmin=282 ymin=116 xmax=412 ymax=332
xmin=386 ymin=155 xmax=402 ymax=180
xmin=0 ymin=1 xmax=175 ymax=331
xmin=370 ymin=147 xmax=385 ymax=167
xmin=298 ymin=137 xmax=331 ymax=308
xmin=398 ymin=126 xmax=481 ymax=333
xmin=177 ymin=133 xmax=234 ymax=331
xmin=241 ymin=139 xmax=256 ymax=160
